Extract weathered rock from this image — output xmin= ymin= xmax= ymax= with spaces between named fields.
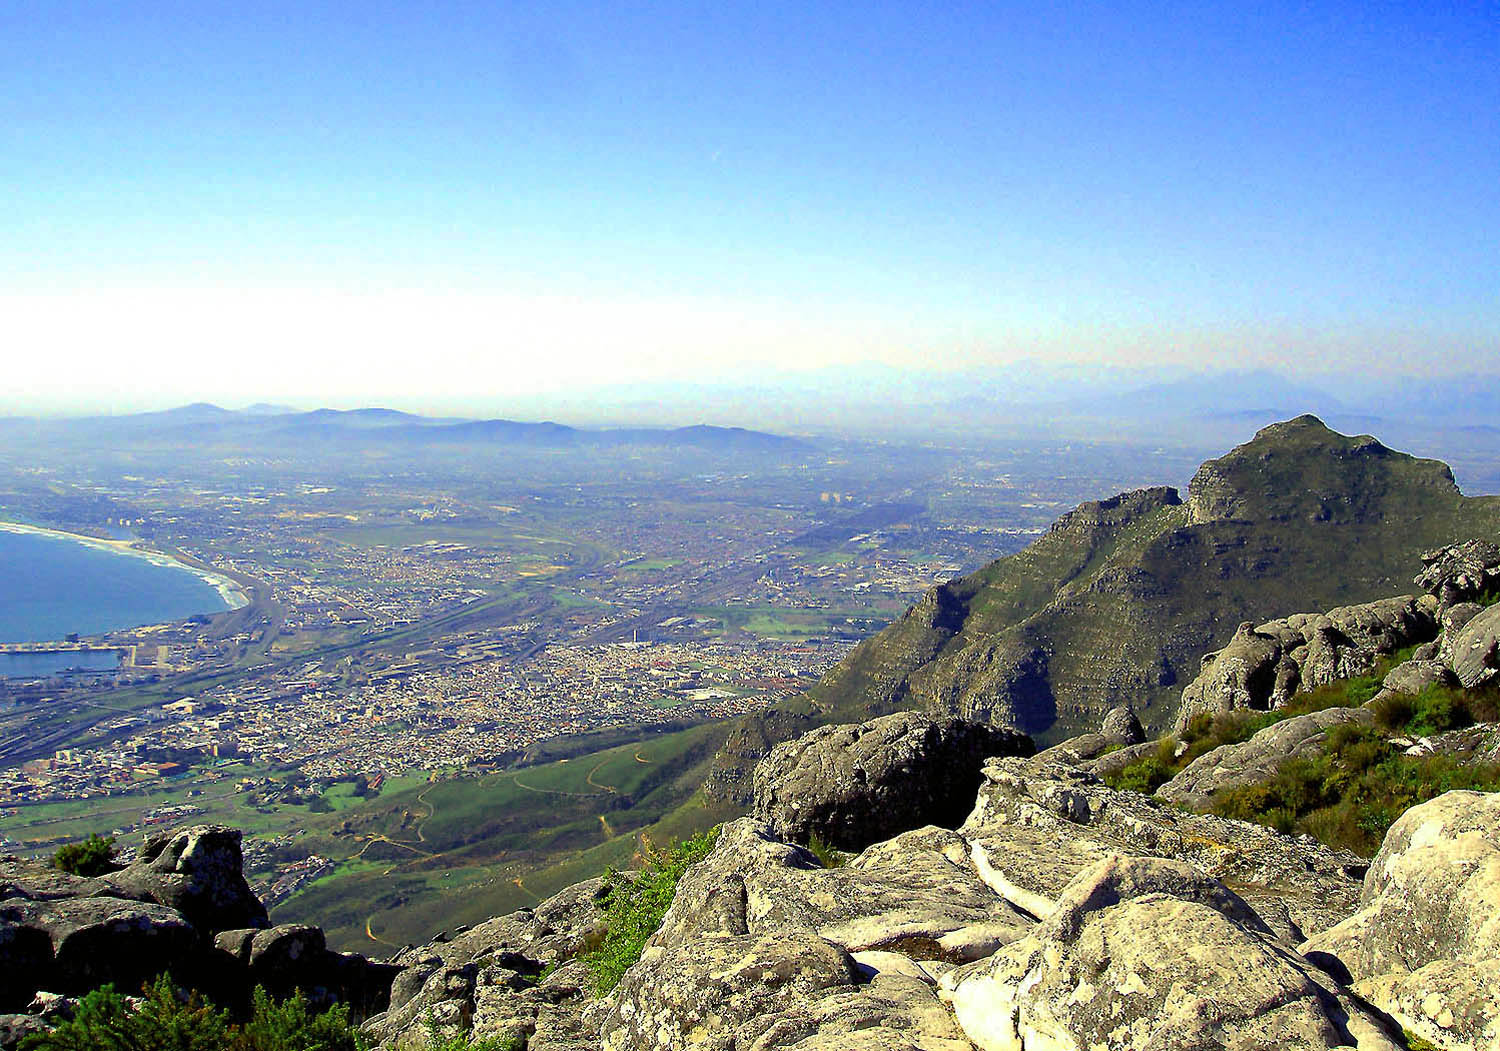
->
xmin=0 ymin=859 xmax=90 ymax=903
xmin=1437 ymin=602 xmax=1485 ymax=661
xmin=750 ymin=712 xmax=1032 ymax=851
xmin=1382 ymin=658 xmax=1458 ymax=696
xmin=1449 ymin=603 xmax=1500 ymax=689
xmin=595 ymin=931 xmax=861 ymax=1051
xmin=1099 ymin=704 xmax=1145 ymax=745
xmin=1356 ymin=958 xmax=1500 ymax=1051
xmin=88 ymin=825 xmax=267 ymax=935
xmin=946 ymin=856 xmax=1401 ymax=1051
xmin=1302 ymin=790 xmax=1500 ymax=978
xmin=366 ymin=878 xmax=606 ymax=1049
xmin=1176 ymin=596 xmax=1439 ymax=730
xmin=1176 ymin=622 xmax=1286 ymax=730
xmin=961 ymin=757 xmax=1365 ymax=940
xmin=741 ymin=973 xmax=977 ymax=1050
xmin=656 ymin=820 xmax=1034 ymax=961
xmin=1301 ymin=791 xmax=1500 ymax=1049
xmin=1325 ymin=595 xmax=1440 ymax=655
xmin=1416 ymin=539 xmax=1500 ymax=606
xmin=1297 ymin=620 xmax=1380 ymax=690
xmin=1 ymin=896 xmax=196 ymax=1001
xmin=1156 ymin=706 xmax=1373 ymax=810
xmin=1029 ymin=732 xmax=1113 ymax=767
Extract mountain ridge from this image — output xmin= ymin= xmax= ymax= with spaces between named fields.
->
xmin=706 ymin=415 xmax=1500 ymax=802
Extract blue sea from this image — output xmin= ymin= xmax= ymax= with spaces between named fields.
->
xmin=0 ymin=529 xmax=230 ymax=647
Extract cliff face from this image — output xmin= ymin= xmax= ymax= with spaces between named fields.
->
xmin=718 ymin=418 xmax=1499 ymax=798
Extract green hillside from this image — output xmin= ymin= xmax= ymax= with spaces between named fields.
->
xmin=273 ymin=720 xmax=736 ymax=951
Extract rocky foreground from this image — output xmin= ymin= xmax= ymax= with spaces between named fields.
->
xmin=4 ymin=541 xmax=1500 ymax=1050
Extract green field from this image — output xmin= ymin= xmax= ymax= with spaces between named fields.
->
xmin=271 ymin=720 xmax=737 ymax=951
xmin=695 ymin=604 xmax=899 ymax=641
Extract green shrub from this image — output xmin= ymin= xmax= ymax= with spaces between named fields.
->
xmin=53 ymin=833 xmax=117 ymax=877
xmin=20 ymin=977 xmax=368 ymax=1051
xmin=805 ymin=832 xmax=845 ymax=869
xmin=236 ymin=988 xmax=361 ymax=1051
xmin=22 ymin=975 xmax=231 ymax=1051
xmin=1210 ymin=723 xmax=1500 ymax=855
xmin=582 ymin=826 xmax=719 ymax=994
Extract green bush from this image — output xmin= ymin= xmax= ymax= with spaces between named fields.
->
xmin=53 ymin=833 xmax=117 ymax=877
xmin=20 ymin=976 xmax=367 ymax=1051
xmin=22 ymin=975 xmax=231 ymax=1051
xmin=582 ymin=826 xmax=719 ymax=994
xmin=1210 ymin=723 xmax=1500 ymax=855
xmin=236 ymin=988 xmax=361 ymax=1051
xmin=805 ymin=832 xmax=845 ymax=869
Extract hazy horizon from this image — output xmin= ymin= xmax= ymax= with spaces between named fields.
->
xmin=4 ymin=3 xmax=1497 ymax=414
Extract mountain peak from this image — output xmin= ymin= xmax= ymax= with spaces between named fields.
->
xmin=1187 ymin=415 xmax=1457 ymax=526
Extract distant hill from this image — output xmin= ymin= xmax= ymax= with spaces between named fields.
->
xmin=707 ymin=415 xmax=1500 ymax=801
xmin=19 ymin=404 xmax=812 ymax=455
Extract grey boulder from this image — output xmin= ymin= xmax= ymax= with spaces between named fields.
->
xmin=1301 ymin=790 xmax=1500 ymax=1051
xmin=0 ymin=896 xmax=195 ymax=1003
xmin=1449 ymin=603 xmax=1500 ymax=689
xmin=750 ymin=712 xmax=1031 ymax=851
xmin=1381 ymin=658 xmax=1458 ymax=696
xmin=88 ymin=825 xmax=267 ymax=935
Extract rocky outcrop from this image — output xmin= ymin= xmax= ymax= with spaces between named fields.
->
xmin=1156 ymin=706 xmax=1374 ymax=810
xmin=654 ymin=820 xmax=1034 ymax=963
xmin=1176 ymin=596 xmax=1439 ymax=730
xmin=946 ymin=855 xmax=1402 ymax=1051
xmin=1449 ymin=603 xmax=1500 ymax=689
xmin=85 ymin=825 xmax=268 ymax=936
xmin=1031 ymin=706 xmax=1147 ymax=767
xmin=363 ymin=877 xmax=606 ymax=1050
xmin=1381 ymin=658 xmax=1457 ymax=696
xmin=0 ymin=896 xmax=194 ymax=1009
xmin=1300 ymin=791 xmax=1500 ymax=1051
xmin=1099 ymin=704 xmax=1145 ymax=744
xmin=1416 ymin=540 xmax=1500 ymax=606
xmin=750 ymin=712 xmax=1032 ymax=851
xmin=961 ymin=757 xmax=1365 ymax=940
xmin=0 ymin=825 xmax=392 ymax=1042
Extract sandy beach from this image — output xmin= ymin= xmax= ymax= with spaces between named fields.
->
xmin=0 ymin=521 xmax=250 ymax=611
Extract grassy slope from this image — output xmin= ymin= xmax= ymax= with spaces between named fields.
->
xmin=274 ymin=720 xmax=736 ymax=951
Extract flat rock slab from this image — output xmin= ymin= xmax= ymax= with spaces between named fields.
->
xmin=961 ymin=758 xmax=1365 ymax=939
xmin=657 ymin=821 xmax=1034 ymax=963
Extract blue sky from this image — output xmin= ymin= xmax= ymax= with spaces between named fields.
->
xmin=2 ymin=2 xmax=1496 ymax=413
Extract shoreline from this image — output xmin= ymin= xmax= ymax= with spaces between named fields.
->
xmin=0 ymin=520 xmax=250 ymax=612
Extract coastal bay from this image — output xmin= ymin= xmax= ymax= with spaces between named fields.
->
xmin=0 ymin=522 xmax=243 ymax=648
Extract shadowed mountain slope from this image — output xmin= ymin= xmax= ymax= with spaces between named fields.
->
xmin=708 ymin=416 xmax=1500 ymax=801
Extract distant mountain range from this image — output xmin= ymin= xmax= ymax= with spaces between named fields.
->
xmin=496 ymin=365 xmax=1500 ymax=444
xmin=3 ymin=404 xmax=814 ymax=454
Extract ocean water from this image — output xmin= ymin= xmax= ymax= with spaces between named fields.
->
xmin=0 ymin=530 xmax=229 ymax=644
xmin=0 ymin=649 xmax=122 ymax=676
